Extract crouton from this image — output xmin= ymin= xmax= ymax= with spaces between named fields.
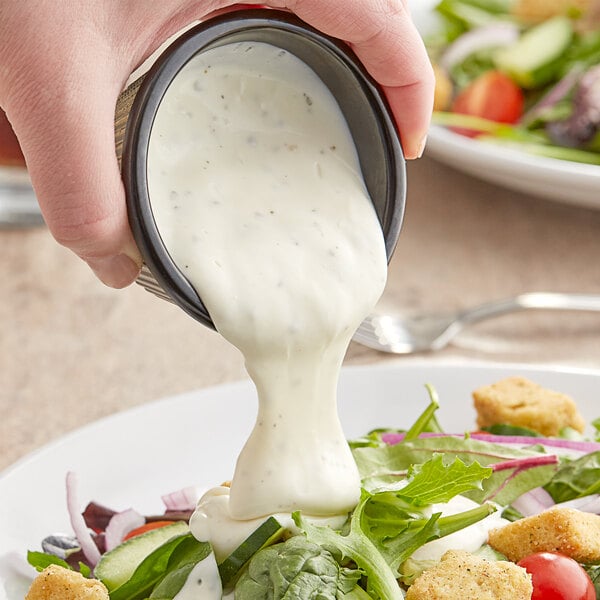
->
xmin=25 ymin=565 xmax=109 ymax=600
xmin=473 ymin=376 xmax=585 ymax=437
xmin=488 ymin=507 xmax=600 ymax=563
xmin=405 ymin=549 xmax=532 ymax=600
xmin=511 ymin=0 xmax=590 ymax=22
xmin=433 ymin=63 xmax=453 ymax=112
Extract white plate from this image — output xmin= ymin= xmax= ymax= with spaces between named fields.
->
xmin=1 ymin=362 xmax=599 ymax=598
xmin=408 ymin=0 xmax=600 ymax=209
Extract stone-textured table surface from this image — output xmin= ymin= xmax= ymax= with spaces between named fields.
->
xmin=2 ymin=155 xmax=600 ymax=471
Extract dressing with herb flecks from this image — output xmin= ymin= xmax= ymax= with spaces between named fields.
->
xmin=147 ymin=41 xmax=387 ymax=559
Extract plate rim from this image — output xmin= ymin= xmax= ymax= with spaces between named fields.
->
xmin=3 ymin=359 xmax=599 ymax=484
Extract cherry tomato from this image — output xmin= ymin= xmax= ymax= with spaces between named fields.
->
xmin=451 ymin=70 xmax=524 ymax=137
xmin=123 ymin=520 xmax=174 ymax=540
xmin=517 ymin=552 xmax=595 ymax=600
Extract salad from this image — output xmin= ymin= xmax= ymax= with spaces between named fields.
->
xmin=23 ymin=376 xmax=600 ymax=599
xmin=427 ymin=0 xmax=600 ymax=165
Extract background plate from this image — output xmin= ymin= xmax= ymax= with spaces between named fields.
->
xmin=408 ymin=0 xmax=600 ymax=208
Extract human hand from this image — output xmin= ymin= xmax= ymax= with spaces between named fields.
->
xmin=0 ymin=0 xmax=433 ymax=288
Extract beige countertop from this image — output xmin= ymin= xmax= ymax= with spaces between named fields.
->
xmin=2 ymin=155 xmax=600 ymax=472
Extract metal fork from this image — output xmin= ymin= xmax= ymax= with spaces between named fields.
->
xmin=352 ymin=292 xmax=600 ymax=354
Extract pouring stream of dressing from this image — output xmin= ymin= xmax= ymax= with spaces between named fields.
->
xmin=147 ymin=41 xmax=388 ymax=550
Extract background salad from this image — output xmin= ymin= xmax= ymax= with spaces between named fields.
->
xmin=427 ymin=0 xmax=600 ymax=165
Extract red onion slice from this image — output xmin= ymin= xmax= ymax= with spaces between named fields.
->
xmin=520 ymin=67 xmax=583 ymax=127
xmin=104 ymin=508 xmax=145 ymax=551
xmin=65 ymin=472 xmax=101 ymax=567
xmin=440 ymin=23 xmax=520 ymax=71
xmin=382 ymin=432 xmax=600 ymax=455
xmin=162 ymin=486 xmax=200 ymax=511
xmin=512 ymin=487 xmax=555 ymax=516
xmin=556 ymin=494 xmax=600 ymax=514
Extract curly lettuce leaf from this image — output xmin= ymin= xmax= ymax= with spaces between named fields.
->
xmin=353 ymin=435 xmax=558 ymax=506
xmin=359 ymin=493 xmax=495 ymax=572
xmin=294 ymin=493 xmax=404 ymax=600
xmin=294 ymin=454 xmax=495 ymax=599
xmin=397 ymin=454 xmax=490 ymax=506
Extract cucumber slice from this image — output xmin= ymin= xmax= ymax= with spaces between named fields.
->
xmin=94 ymin=521 xmax=189 ymax=591
xmin=474 ymin=544 xmax=507 ymax=562
xmin=218 ymin=516 xmax=284 ymax=588
xmin=494 ymin=17 xmax=573 ymax=88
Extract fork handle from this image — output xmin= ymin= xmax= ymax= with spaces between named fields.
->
xmin=459 ymin=292 xmax=600 ymax=325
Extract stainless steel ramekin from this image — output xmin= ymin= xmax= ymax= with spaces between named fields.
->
xmin=115 ymin=9 xmax=406 ymax=329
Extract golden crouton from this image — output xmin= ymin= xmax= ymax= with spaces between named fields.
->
xmin=488 ymin=507 xmax=600 ymax=563
xmin=432 ymin=63 xmax=453 ymax=112
xmin=511 ymin=0 xmax=590 ymax=22
xmin=473 ymin=376 xmax=585 ymax=436
xmin=406 ymin=550 xmax=532 ymax=600
xmin=26 ymin=565 xmax=109 ymax=600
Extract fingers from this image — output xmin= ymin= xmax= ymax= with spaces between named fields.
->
xmin=4 ymin=41 xmax=142 ymax=288
xmin=148 ymin=0 xmax=435 ymax=158
xmin=2 ymin=0 xmax=431 ymax=294
xmin=258 ymin=0 xmax=435 ymax=158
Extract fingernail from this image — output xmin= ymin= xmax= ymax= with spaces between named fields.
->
xmin=87 ymin=253 xmax=142 ymax=288
xmin=417 ymin=135 xmax=428 ymax=159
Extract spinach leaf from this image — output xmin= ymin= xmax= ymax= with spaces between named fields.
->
xmin=235 ymin=535 xmax=361 ymax=600
xmin=149 ymin=537 xmax=213 ymax=598
xmin=28 ymin=551 xmax=73 ymax=573
xmin=109 ymin=534 xmax=211 ymax=600
xmin=27 ymin=551 xmax=93 ymax=578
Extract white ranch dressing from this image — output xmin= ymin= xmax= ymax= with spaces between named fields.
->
xmin=189 ymin=485 xmax=347 ymax=562
xmin=147 ymin=40 xmax=387 ymax=551
xmin=172 ymin=551 xmax=222 ymax=600
xmin=411 ymin=495 xmax=509 ymax=562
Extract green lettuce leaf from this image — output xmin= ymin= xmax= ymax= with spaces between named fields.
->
xmin=234 ymin=535 xmax=362 ymax=600
xmin=294 ymin=453 xmax=495 ymax=599
xmin=545 ymin=451 xmax=600 ymax=502
xmin=360 ymin=493 xmax=495 ymax=572
xmin=396 ymin=454 xmax=490 ymax=506
xmin=585 ymin=564 xmax=600 ymax=598
xmin=348 ymin=386 xmax=442 ymax=451
xmin=296 ymin=491 xmax=495 ymax=600
xmin=109 ymin=534 xmax=211 ymax=600
xmin=294 ymin=493 xmax=404 ymax=600
xmin=403 ymin=385 xmax=443 ymax=441
xmin=27 ymin=551 xmax=92 ymax=578
xmin=353 ymin=435 xmax=558 ymax=506
xmin=148 ymin=537 xmax=214 ymax=598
